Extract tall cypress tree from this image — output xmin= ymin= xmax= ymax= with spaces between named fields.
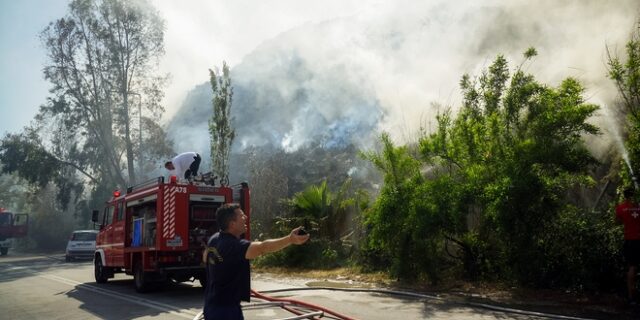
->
xmin=208 ymin=62 xmax=235 ymax=184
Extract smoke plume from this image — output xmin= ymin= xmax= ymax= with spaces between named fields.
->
xmin=166 ymin=0 xmax=638 ymax=162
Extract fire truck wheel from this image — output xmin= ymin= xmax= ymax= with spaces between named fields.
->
xmin=134 ymin=262 xmax=151 ymax=293
xmin=95 ymin=258 xmax=109 ymax=283
xmin=0 ymin=248 xmax=7 ymax=256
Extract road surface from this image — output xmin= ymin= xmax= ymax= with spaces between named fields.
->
xmin=0 ymin=253 xmax=562 ymax=320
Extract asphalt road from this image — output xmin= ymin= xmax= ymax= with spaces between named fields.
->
xmin=0 ymin=253 xmax=560 ymax=320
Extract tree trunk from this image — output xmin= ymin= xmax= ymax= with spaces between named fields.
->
xmin=123 ymin=91 xmax=136 ymax=184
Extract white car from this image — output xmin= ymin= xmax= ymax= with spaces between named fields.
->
xmin=65 ymin=230 xmax=98 ymax=262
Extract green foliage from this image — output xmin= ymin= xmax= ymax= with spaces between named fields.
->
xmin=0 ymin=0 xmax=172 ymax=254
xmin=0 ymin=173 xmax=28 ymax=214
xmin=23 ymin=184 xmax=80 ymax=252
xmin=242 ymin=143 xmax=377 ymax=240
xmin=0 ymin=132 xmax=61 ymax=188
xmin=0 ymin=173 xmax=89 ymax=253
xmin=287 ymin=180 xmax=331 ymax=220
xmin=363 ymin=50 xmax=604 ymax=287
xmin=254 ymin=238 xmax=348 ymax=269
xmin=607 ymin=22 xmax=640 ymax=184
xmin=209 ymin=62 xmax=235 ymax=183
xmin=524 ymin=47 xmax=538 ymax=59
xmin=37 ymin=0 xmax=170 ymax=189
xmin=284 ymin=178 xmax=363 ymax=242
xmin=532 ymin=206 xmax=621 ymax=290
xmin=0 ymin=129 xmax=88 ymax=211
xmin=608 ymin=25 xmax=640 ymax=123
xmin=256 ymin=178 xmax=367 ymax=269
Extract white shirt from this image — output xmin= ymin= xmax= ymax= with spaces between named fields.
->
xmin=170 ymin=152 xmax=198 ymax=178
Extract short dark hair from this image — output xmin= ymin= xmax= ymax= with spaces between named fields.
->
xmin=623 ymin=187 xmax=635 ymax=199
xmin=164 ymin=161 xmax=173 ymax=168
xmin=216 ymin=203 xmax=241 ymax=231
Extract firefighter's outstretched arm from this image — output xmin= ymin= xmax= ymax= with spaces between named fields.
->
xmin=245 ymin=227 xmax=309 ymax=260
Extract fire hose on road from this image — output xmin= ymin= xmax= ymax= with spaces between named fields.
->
xmin=250 ymin=289 xmax=356 ymax=320
xmin=192 ymin=288 xmax=356 ymax=320
xmin=191 ymin=286 xmax=600 ymax=320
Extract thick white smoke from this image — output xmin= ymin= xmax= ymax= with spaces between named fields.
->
xmin=164 ymin=0 xmax=638 ymax=159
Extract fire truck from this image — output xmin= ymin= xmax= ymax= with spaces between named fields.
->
xmin=91 ymin=175 xmax=250 ymax=292
xmin=0 ymin=208 xmax=28 ymax=255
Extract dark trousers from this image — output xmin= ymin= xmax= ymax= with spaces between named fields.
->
xmin=203 ymin=304 xmax=244 ymax=320
xmin=623 ymin=240 xmax=640 ymax=266
xmin=184 ymin=153 xmax=201 ymax=179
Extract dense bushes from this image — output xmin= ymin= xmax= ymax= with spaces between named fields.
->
xmin=361 ymin=50 xmax=624 ymax=290
xmin=255 ymin=43 xmax=635 ymax=294
xmin=254 ymin=238 xmax=348 ymax=269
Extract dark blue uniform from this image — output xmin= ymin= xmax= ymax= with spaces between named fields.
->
xmin=204 ymin=232 xmax=251 ymax=320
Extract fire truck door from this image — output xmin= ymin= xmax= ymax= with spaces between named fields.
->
xmin=112 ymin=201 xmax=125 ymax=266
xmin=11 ymin=214 xmax=28 ymax=237
xmin=102 ymin=205 xmax=116 ymax=265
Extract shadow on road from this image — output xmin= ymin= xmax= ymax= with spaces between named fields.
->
xmin=66 ymin=279 xmax=204 ymax=319
xmin=0 ymin=253 xmax=78 ymax=283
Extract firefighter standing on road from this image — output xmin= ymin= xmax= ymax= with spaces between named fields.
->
xmin=615 ymin=187 xmax=640 ymax=305
xmin=203 ymin=204 xmax=309 ymax=320
xmin=165 ymin=151 xmax=201 ymax=180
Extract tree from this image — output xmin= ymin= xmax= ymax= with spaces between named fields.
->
xmin=36 ymin=0 xmax=169 ymax=189
xmin=256 ymin=178 xmax=365 ymax=269
xmin=430 ymin=50 xmax=600 ymax=285
xmin=245 ymin=146 xmax=289 ymax=235
xmin=364 ymin=49 xmax=602 ymax=286
xmin=208 ymin=61 xmax=235 ymax=184
xmin=284 ymin=179 xmax=360 ymax=241
xmin=361 ymin=133 xmax=434 ymax=280
xmin=0 ymin=172 xmax=28 ymax=212
xmin=608 ymin=21 xmax=640 ymax=185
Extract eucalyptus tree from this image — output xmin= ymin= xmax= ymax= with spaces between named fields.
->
xmin=37 ymin=0 xmax=169 ymax=188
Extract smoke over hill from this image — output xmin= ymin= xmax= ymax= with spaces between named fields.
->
xmin=167 ymin=0 xmax=638 ymax=167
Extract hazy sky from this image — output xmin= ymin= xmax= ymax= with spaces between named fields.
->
xmin=0 ymin=0 xmax=373 ymax=135
xmin=0 ymin=0 xmax=68 ymax=134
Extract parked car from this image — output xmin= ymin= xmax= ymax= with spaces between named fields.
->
xmin=65 ymin=230 xmax=98 ymax=262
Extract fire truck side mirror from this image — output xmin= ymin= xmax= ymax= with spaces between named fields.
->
xmin=91 ymin=210 xmax=100 ymax=223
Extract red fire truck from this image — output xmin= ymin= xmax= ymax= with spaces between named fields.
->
xmin=91 ymin=175 xmax=250 ymax=292
xmin=0 ymin=208 xmax=28 ymax=255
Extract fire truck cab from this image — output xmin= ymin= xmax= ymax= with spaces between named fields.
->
xmin=0 ymin=208 xmax=28 ymax=256
xmin=92 ymin=176 xmax=250 ymax=292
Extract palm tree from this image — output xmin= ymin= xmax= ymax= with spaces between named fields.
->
xmin=286 ymin=179 xmax=357 ymax=241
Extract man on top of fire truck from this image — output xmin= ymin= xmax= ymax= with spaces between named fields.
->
xmin=165 ymin=151 xmax=202 ymax=180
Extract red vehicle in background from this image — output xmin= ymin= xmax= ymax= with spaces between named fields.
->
xmin=91 ymin=175 xmax=250 ymax=292
xmin=0 ymin=208 xmax=28 ymax=256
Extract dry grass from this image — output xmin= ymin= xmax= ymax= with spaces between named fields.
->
xmin=252 ymin=266 xmax=393 ymax=286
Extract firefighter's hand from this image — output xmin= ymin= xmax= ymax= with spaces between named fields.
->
xmin=289 ymin=226 xmax=310 ymax=245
